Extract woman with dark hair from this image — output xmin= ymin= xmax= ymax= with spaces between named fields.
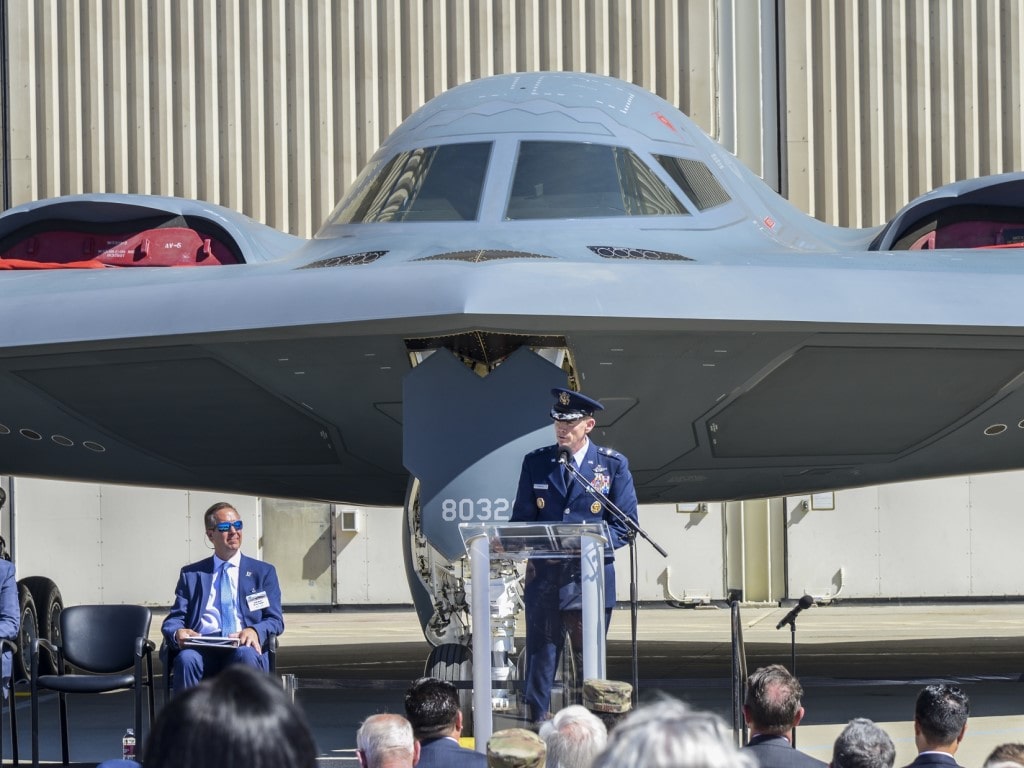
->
xmin=143 ymin=665 xmax=318 ymax=768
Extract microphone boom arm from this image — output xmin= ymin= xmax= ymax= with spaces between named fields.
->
xmin=562 ymin=459 xmax=668 ymax=558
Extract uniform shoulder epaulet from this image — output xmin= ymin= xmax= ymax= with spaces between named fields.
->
xmin=527 ymin=445 xmax=551 ymax=457
xmin=598 ymin=446 xmax=625 ymax=460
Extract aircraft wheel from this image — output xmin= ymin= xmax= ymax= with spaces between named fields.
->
xmin=15 ymin=583 xmax=38 ymax=683
xmin=20 ymin=576 xmax=62 ymax=675
xmin=426 ymin=642 xmax=474 ymax=736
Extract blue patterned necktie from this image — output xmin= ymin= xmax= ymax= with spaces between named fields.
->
xmin=218 ymin=562 xmax=238 ymax=635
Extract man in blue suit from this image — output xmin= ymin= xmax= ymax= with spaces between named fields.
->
xmin=404 ymin=677 xmax=486 ymax=768
xmin=742 ymin=665 xmax=826 ymax=768
xmin=511 ymin=387 xmax=638 ymax=726
xmin=0 ymin=559 xmax=19 ymax=693
xmin=899 ymin=684 xmax=969 ymax=768
xmin=0 ymin=488 xmax=19 ymax=694
xmin=161 ymin=501 xmax=284 ymax=691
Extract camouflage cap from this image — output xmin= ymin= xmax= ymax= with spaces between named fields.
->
xmin=583 ymin=678 xmax=633 ymax=713
xmin=486 ymin=728 xmax=547 ymax=768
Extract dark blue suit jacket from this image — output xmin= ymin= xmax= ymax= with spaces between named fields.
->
xmin=743 ymin=734 xmax=827 ymax=768
xmin=901 ymin=752 xmax=965 ymax=768
xmin=511 ymin=440 xmax=638 ymax=608
xmin=161 ymin=554 xmax=284 ymax=656
xmin=417 ymin=737 xmax=487 ymax=768
xmin=0 ymin=560 xmax=18 ymax=683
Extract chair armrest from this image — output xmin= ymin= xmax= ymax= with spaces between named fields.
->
xmin=33 ymin=637 xmax=57 ymax=656
xmin=135 ymin=636 xmax=156 ymax=658
xmin=31 ymin=636 xmax=61 ymax=677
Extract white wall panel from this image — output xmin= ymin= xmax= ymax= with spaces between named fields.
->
xmin=787 ymin=488 xmax=883 ymax=600
xmin=963 ymin=473 xmax=1024 ymax=596
xmin=9 ymin=478 xmax=258 ymax=607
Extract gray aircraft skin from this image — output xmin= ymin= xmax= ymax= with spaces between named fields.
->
xmin=2 ymin=70 xmax=1024 ymax=509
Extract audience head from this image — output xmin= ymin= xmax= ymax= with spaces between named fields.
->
xmin=984 ymin=743 xmax=1024 ymax=768
xmin=404 ymin=676 xmax=463 ymax=740
xmin=743 ymin=664 xmax=805 ymax=735
xmin=142 ymin=665 xmax=317 ymax=768
xmin=592 ymin=697 xmax=755 ymax=768
xmin=539 ymin=705 xmax=607 ymax=768
xmin=831 ymin=718 xmax=895 ymax=768
xmin=488 ymin=728 xmax=547 ymax=768
xmin=913 ymin=683 xmax=969 ymax=750
xmin=357 ymin=714 xmax=419 ymax=768
xmin=583 ymin=679 xmax=633 ymax=731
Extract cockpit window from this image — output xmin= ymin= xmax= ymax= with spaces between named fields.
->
xmin=324 ymin=143 xmax=492 ymax=224
xmin=655 ymin=155 xmax=731 ymax=211
xmin=506 ymin=141 xmax=688 ymax=220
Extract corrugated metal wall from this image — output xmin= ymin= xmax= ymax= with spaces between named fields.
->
xmin=2 ymin=0 xmax=1021 ymax=237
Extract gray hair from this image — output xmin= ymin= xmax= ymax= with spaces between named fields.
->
xmin=539 ymin=705 xmax=607 ymax=768
xmin=984 ymin=743 xmax=1024 ymax=768
xmin=832 ymin=719 xmax=895 ymax=768
xmin=592 ymin=698 xmax=755 ymax=768
xmin=357 ymin=714 xmax=415 ymax=768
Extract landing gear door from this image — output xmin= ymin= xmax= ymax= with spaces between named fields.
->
xmin=403 ymin=347 xmax=565 ymax=562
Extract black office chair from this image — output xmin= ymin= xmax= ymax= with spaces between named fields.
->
xmin=30 ymin=604 xmax=155 ymax=768
xmin=1 ymin=637 xmax=18 ymax=766
xmin=160 ymin=632 xmax=278 ymax=703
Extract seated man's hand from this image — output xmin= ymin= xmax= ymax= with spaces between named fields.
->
xmin=235 ymin=627 xmax=262 ymax=653
xmin=174 ymin=628 xmax=199 ymax=647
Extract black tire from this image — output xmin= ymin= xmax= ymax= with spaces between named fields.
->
xmin=426 ymin=643 xmax=474 ymax=736
xmin=20 ymin=576 xmax=62 ymax=675
xmin=15 ymin=584 xmax=37 ymax=683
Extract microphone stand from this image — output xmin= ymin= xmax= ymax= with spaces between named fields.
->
xmin=562 ymin=459 xmax=667 ymax=704
xmin=774 ymin=595 xmax=813 ymax=748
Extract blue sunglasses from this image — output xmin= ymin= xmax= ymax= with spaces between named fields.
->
xmin=211 ymin=520 xmax=243 ymax=532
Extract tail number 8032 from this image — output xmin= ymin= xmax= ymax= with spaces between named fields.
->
xmin=440 ymin=498 xmax=511 ymax=522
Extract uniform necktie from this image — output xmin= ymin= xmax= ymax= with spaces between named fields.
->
xmin=218 ymin=562 xmax=238 ymax=635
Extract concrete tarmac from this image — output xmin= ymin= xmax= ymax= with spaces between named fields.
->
xmin=6 ymin=601 xmax=1024 ymax=766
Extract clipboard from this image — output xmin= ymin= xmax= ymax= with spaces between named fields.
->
xmin=183 ymin=635 xmax=240 ymax=649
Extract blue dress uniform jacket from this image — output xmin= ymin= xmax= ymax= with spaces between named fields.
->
xmin=511 ymin=441 xmax=638 ymax=607
xmin=511 ymin=439 xmax=638 ymax=721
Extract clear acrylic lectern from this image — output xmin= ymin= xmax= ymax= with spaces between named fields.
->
xmin=459 ymin=521 xmax=610 ymax=749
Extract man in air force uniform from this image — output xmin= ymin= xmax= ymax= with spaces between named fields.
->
xmin=511 ymin=387 xmax=639 ymax=725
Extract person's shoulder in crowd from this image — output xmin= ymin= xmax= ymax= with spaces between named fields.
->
xmin=744 ymin=736 xmax=827 ymax=768
xmin=418 ymin=736 xmax=487 ymax=768
xmin=901 ymin=754 xmax=964 ymax=768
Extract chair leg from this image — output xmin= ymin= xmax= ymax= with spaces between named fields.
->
xmin=30 ymin=679 xmax=38 ymax=768
xmin=9 ymin=677 xmax=18 ymax=767
xmin=146 ymin=654 xmax=155 ymax=731
xmin=58 ymin=692 xmax=69 ymax=766
xmin=134 ymin=682 xmax=143 ymax=758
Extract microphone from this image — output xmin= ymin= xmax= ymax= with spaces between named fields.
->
xmin=775 ymin=594 xmax=814 ymax=630
xmin=557 ymin=447 xmax=572 ymax=465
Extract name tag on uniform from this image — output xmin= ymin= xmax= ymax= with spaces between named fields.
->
xmin=246 ymin=591 xmax=270 ymax=611
xmin=533 ymin=483 xmax=548 ymax=490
